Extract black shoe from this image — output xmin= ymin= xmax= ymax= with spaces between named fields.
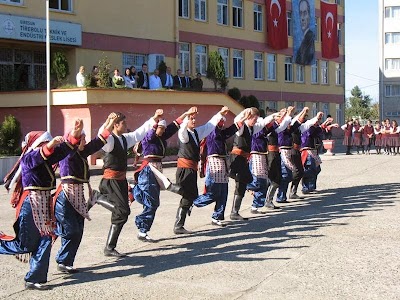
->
xmin=173 ymin=227 xmax=191 ymax=234
xmin=211 ymin=219 xmax=227 ymax=227
xmin=276 ymin=199 xmax=288 ymax=203
xmin=57 ymin=263 xmax=79 ymax=274
xmin=229 ymin=213 xmax=248 ymax=221
xmin=25 ymin=282 xmax=50 ymax=291
xmin=104 ymin=248 xmax=126 ymax=257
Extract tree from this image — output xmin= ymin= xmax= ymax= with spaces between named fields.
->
xmin=158 ymin=61 xmax=167 ymax=75
xmin=51 ymin=52 xmax=69 ymax=87
xmin=206 ymin=51 xmax=226 ymax=91
xmin=97 ymin=54 xmax=112 ymax=88
xmin=0 ymin=115 xmax=22 ymax=155
xmin=247 ymin=95 xmax=260 ymax=109
xmin=345 ymin=85 xmax=377 ymax=120
xmin=228 ymin=87 xmax=241 ymax=101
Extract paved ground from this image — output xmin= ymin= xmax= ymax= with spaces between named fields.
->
xmin=1 ymin=146 xmax=400 ymax=299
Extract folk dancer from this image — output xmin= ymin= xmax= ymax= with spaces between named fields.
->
xmin=133 ymin=108 xmax=195 ymax=241
xmin=174 ymin=106 xmax=230 ymax=233
xmin=191 ymin=108 xmax=250 ymax=227
xmin=53 ymin=114 xmax=117 ymax=274
xmin=98 ymin=110 xmax=163 ymax=257
xmin=0 ymin=122 xmax=83 ymax=290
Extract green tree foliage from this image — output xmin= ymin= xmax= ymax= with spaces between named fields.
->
xmin=0 ymin=115 xmax=22 ymax=155
xmin=51 ymin=52 xmax=69 ymax=87
xmin=345 ymin=86 xmax=378 ymax=120
xmin=227 ymin=87 xmax=241 ymax=101
xmin=206 ymin=51 xmax=226 ymax=91
xmin=247 ymin=95 xmax=260 ymax=109
xmin=97 ymin=54 xmax=112 ymax=88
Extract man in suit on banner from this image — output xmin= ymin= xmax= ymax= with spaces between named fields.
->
xmin=295 ymin=0 xmax=315 ymax=65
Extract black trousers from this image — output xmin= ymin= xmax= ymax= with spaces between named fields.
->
xmin=99 ymin=178 xmax=130 ymax=226
xmin=267 ymin=151 xmax=281 ymax=185
xmin=176 ymin=167 xmax=198 ymax=209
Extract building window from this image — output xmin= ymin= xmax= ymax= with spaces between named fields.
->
xmin=385 ymin=85 xmax=400 ymax=97
xmin=254 ymin=52 xmax=264 ymax=80
xmin=296 ymin=64 xmax=305 ymax=83
xmin=195 ymin=0 xmax=207 ymax=21
xmin=284 ymin=56 xmax=293 ymax=82
xmin=311 ymin=59 xmax=318 ymax=84
xmin=0 ymin=48 xmax=46 ymax=90
xmin=337 ymin=23 xmax=342 ymax=45
xmin=315 ymin=17 xmax=319 ymax=42
xmin=385 ymin=32 xmax=400 ymax=44
xmin=218 ymin=48 xmax=230 ymax=77
xmin=232 ymin=0 xmax=243 ymax=28
xmin=233 ymin=49 xmax=243 ymax=78
xmin=217 ymin=0 xmax=229 ymax=25
xmin=334 ymin=0 xmax=341 ymax=5
xmin=268 ymin=101 xmax=277 ymax=111
xmin=179 ymin=43 xmax=190 ymax=73
xmin=336 ymin=104 xmax=343 ymax=124
xmin=385 ymin=6 xmax=400 ymax=18
xmin=254 ymin=4 xmax=263 ymax=31
xmin=195 ymin=45 xmax=207 ymax=75
xmin=321 ymin=60 xmax=328 ymax=84
xmin=179 ymin=0 xmax=190 ymax=18
xmin=335 ymin=63 xmax=342 ymax=85
xmin=1 ymin=0 xmax=22 ymax=4
xmin=49 ymin=0 xmax=72 ymax=12
xmin=267 ymin=54 xmax=276 ymax=81
xmin=312 ymin=102 xmax=319 ymax=116
xmin=385 ymin=58 xmax=400 ymax=70
xmin=122 ymin=53 xmax=147 ymax=71
xmin=322 ymin=103 xmax=329 ymax=116
xmin=287 ymin=12 xmax=292 ymax=37
xmin=296 ymin=102 xmax=305 ymax=113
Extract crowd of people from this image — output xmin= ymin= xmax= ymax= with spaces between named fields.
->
xmin=0 ymin=105 xmax=335 ymax=290
xmin=341 ymin=118 xmax=400 ymax=155
xmin=76 ymin=63 xmax=204 ymax=91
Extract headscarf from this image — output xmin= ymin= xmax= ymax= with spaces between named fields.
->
xmin=3 ymin=131 xmax=52 ymax=207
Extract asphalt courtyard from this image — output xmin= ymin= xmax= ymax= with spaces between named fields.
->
xmin=1 ymin=148 xmax=400 ymax=299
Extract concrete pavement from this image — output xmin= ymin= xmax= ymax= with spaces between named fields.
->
xmin=1 ymin=151 xmax=400 ymax=299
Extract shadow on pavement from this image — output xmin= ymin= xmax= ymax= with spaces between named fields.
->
xmin=53 ymin=182 xmax=400 ymax=287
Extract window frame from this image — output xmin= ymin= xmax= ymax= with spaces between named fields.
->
xmin=49 ymin=0 xmax=73 ymax=12
xmin=218 ymin=47 xmax=230 ymax=77
xmin=179 ymin=43 xmax=191 ymax=74
xmin=254 ymin=3 xmax=263 ymax=32
xmin=287 ymin=11 xmax=292 ymax=37
xmin=217 ymin=0 xmax=229 ymax=25
xmin=195 ymin=44 xmax=207 ymax=76
xmin=296 ymin=64 xmax=305 ymax=83
xmin=194 ymin=0 xmax=207 ymax=22
xmin=233 ymin=49 xmax=244 ymax=78
xmin=284 ymin=56 xmax=293 ymax=82
xmin=311 ymin=59 xmax=318 ymax=84
xmin=321 ymin=60 xmax=329 ymax=85
xmin=267 ymin=53 xmax=276 ymax=81
xmin=335 ymin=63 xmax=342 ymax=85
xmin=179 ymin=0 xmax=190 ymax=19
xmin=254 ymin=52 xmax=264 ymax=80
xmin=232 ymin=0 xmax=243 ymax=28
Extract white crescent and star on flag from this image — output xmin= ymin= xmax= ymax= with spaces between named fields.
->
xmin=325 ymin=12 xmax=334 ymax=39
xmin=270 ymin=0 xmax=282 ymax=27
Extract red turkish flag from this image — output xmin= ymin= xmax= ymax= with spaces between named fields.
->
xmin=266 ymin=0 xmax=288 ymax=50
xmin=321 ymin=1 xmax=339 ymax=59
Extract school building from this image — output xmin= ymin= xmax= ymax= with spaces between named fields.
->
xmin=0 ymin=0 xmax=345 ymax=123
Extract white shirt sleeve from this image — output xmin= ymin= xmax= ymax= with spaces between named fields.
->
xmin=341 ymin=124 xmax=347 ymax=130
xmin=275 ymin=116 xmax=292 ymax=134
xmin=196 ymin=112 xmax=224 ymax=140
xmin=178 ymin=116 xmax=190 ymax=143
xmin=300 ymin=116 xmax=319 ymax=133
xmin=99 ymin=117 xmax=156 ymax=152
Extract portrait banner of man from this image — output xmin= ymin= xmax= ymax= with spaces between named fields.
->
xmin=293 ymin=0 xmax=316 ymax=65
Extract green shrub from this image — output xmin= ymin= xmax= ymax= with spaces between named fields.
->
xmin=51 ymin=52 xmax=70 ymax=87
xmin=0 ymin=115 xmax=22 ymax=156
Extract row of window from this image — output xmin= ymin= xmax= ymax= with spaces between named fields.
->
xmin=177 ymin=43 xmax=343 ymax=85
xmin=385 ymin=58 xmax=400 ymax=70
xmin=180 ymin=0 xmax=343 ymax=45
xmin=385 ymin=85 xmax=400 ymax=97
xmin=0 ymin=0 xmax=71 ymax=11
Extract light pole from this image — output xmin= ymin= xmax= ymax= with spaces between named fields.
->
xmin=46 ymin=0 xmax=51 ymax=133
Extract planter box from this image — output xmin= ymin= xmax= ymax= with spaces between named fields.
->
xmin=0 ymin=156 xmax=19 ymax=183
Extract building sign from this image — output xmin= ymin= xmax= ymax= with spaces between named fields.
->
xmin=0 ymin=13 xmax=81 ymax=46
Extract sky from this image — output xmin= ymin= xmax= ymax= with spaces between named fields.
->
xmin=345 ymin=1 xmax=379 ymax=101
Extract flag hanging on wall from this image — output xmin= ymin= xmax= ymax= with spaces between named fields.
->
xmin=266 ymin=0 xmax=288 ymax=50
xmin=321 ymin=1 xmax=339 ymax=59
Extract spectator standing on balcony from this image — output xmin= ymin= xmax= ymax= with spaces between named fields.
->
xmin=76 ymin=66 xmax=85 ymax=87
xmin=149 ymin=69 xmax=162 ymax=90
xmin=137 ymin=63 xmax=149 ymax=89
xmin=191 ymin=73 xmax=203 ymax=91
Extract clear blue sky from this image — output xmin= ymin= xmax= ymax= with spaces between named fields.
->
xmin=345 ymin=1 xmax=379 ymax=101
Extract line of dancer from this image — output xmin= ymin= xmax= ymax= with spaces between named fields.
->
xmin=0 ymin=105 xmax=335 ymax=290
